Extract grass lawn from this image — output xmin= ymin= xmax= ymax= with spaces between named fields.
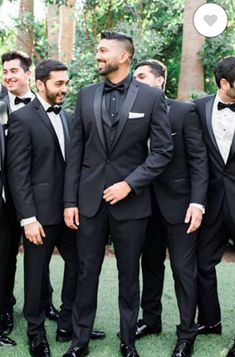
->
xmin=2 ymin=254 xmax=235 ymax=357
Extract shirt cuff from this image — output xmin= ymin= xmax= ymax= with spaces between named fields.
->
xmin=190 ymin=203 xmax=205 ymax=214
xmin=20 ymin=216 xmax=37 ymax=227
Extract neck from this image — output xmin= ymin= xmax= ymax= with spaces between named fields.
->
xmin=13 ymin=85 xmax=30 ymax=97
xmin=106 ymin=68 xmax=129 ymax=84
xmin=218 ymin=89 xmax=235 ymax=103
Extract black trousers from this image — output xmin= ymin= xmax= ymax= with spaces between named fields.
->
xmin=0 ymin=199 xmax=10 ymax=314
xmin=2 ymin=219 xmax=55 ymax=314
xmin=197 ymin=197 xmax=235 ymax=326
xmin=141 ymin=196 xmax=197 ymax=342
xmin=23 ymin=222 xmax=78 ymax=336
xmin=71 ymin=203 xmax=148 ymax=348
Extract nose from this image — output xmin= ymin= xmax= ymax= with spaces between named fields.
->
xmin=3 ymin=71 xmax=12 ymax=82
xmin=95 ymin=51 xmax=102 ymax=61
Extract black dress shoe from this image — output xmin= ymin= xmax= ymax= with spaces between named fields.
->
xmin=120 ymin=343 xmax=140 ymax=357
xmin=63 ymin=345 xmax=89 ymax=357
xmin=29 ymin=333 xmax=51 ymax=357
xmin=226 ymin=340 xmax=235 ymax=357
xmin=45 ymin=304 xmax=59 ymax=321
xmin=172 ymin=342 xmax=193 ymax=357
xmin=135 ymin=319 xmax=162 ymax=339
xmin=0 ymin=334 xmax=17 ymax=346
xmin=90 ymin=330 xmax=106 ymax=340
xmin=1 ymin=312 xmax=13 ymax=336
xmin=196 ymin=322 xmax=222 ymax=335
xmin=56 ymin=328 xmax=72 ymax=342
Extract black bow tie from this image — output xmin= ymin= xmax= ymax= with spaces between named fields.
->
xmin=15 ymin=97 xmax=31 ymax=105
xmin=104 ymin=82 xmax=125 ymax=93
xmin=218 ymin=101 xmax=235 ymax=112
xmin=47 ymin=106 xmax=61 ymax=115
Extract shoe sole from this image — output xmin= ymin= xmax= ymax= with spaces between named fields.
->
xmin=56 ymin=336 xmax=72 ymax=343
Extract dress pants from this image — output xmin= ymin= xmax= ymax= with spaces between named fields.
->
xmin=71 ymin=202 xmax=148 ymax=348
xmin=0 ymin=198 xmax=10 ymax=314
xmin=141 ymin=196 xmax=197 ymax=342
xmin=23 ymin=222 xmax=78 ymax=337
xmin=2 ymin=220 xmax=56 ymax=315
xmin=197 ymin=197 xmax=235 ymax=325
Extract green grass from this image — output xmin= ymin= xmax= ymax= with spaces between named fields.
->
xmin=2 ymin=254 xmax=235 ymax=356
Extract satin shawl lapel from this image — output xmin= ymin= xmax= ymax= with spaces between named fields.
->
xmin=33 ymin=98 xmax=65 ymax=163
xmin=60 ymin=109 xmax=70 ymax=160
xmin=94 ymin=83 xmax=106 ymax=151
xmin=205 ymin=97 xmax=224 ymax=165
xmin=109 ymin=81 xmax=139 ymax=153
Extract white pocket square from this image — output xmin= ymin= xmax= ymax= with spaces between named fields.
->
xmin=171 ymin=132 xmax=177 ymax=136
xmin=128 ymin=112 xmax=145 ymax=119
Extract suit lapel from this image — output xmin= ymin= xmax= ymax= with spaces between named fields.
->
xmin=33 ymin=98 xmax=65 ymax=163
xmin=60 ymin=109 xmax=70 ymax=160
xmin=109 ymin=80 xmax=139 ymax=153
xmin=94 ymin=83 xmax=106 ymax=151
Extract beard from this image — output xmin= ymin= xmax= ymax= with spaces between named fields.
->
xmin=97 ymin=61 xmax=119 ymax=76
xmin=45 ymin=87 xmax=65 ymax=105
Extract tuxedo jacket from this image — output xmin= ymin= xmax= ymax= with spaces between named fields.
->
xmin=0 ymin=85 xmax=7 ymax=100
xmin=64 ymin=78 xmax=173 ymax=220
xmin=0 ymin=101 xmax=7 ymax=204
xmin=7 ymin=97 xmax=72 ymax=225
xmin=153 ymin=99 xmax=208 ymax=224
xmin=194 ymin=94 xmax=235 ymax=225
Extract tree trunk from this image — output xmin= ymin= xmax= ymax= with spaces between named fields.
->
xmin=16 ymin=0 xmax=34 ymax=56
xmin=59 ymin=0 xmax=76 ymax=63
xmin=46 ymin=3 xmax=60 ymax=60
xmin=177 ymin=0 xmax=206 ymax=100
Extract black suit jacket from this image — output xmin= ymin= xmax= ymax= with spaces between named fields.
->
xmin=0 ymin=85 xmax=7 ymax=100
xmin=64 ymin=78 xmax=173 ymax=220
xmin=7 ymin=97 xmax=72 ymax=225
xmin=153 ymin=99 xmax=208 ymax=224
xmin=194 ymin=94 xmax=235 ymax=225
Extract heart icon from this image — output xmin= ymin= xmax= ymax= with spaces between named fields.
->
xmin=204 ymin=14 xmax=218 ymax=26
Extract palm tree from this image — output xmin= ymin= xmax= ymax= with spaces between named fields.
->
xmin=177 ymin=0 xmax=206 ymax=100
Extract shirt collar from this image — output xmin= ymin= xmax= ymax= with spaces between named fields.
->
xmin=9 ymin=90 xmax=35 ymax=106
xmin=36 ymin=94 xmax=53 ymax=112
xmin=105 ymin=73 xmax=132 ymax=90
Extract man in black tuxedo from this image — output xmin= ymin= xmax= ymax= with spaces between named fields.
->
xmin=0 ymin=100 xmax=16 ymax=347
xmin=63 ymin=32 xmax=173 ymax=357
xmin=134 ymin=59 xmax=208 ymax=357
xmin=1 ymin=51 xmax=59 ymax=335
xmin=0 ymin=83 xmax=7 ymax=99
xmin=194 ymin=56 xmax=235 ymax=357
xmin=7 ymin=59 xmax=80 ymax=357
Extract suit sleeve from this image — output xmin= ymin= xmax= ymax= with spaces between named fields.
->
xmin=125 ymin=91 xmax=173 ymax=194
xmin=184 ymin=104 xmax=208 ymax=204
xmin=7 ymin=113 xmax=37 ymax=220
xmin=64 ymin=92 xmax=84 ymax=207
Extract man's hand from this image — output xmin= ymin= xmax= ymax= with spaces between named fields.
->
xmin=64 ymin=207 xmax=79 ymax=230
xmin=103 ymin=181 xmax=132 ymax=205
xmin=24 ymin=221 xmax=45 ymax=245
xmin=184 ymin=206 xmax=203 ymax=234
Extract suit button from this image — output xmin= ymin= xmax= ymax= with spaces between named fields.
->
xmin=106 ymin=159 xmax=110 ymax=164
xmin=111 ymin=126 xmax=114 ymax=131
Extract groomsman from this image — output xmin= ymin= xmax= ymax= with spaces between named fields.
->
xmin=63 ymin=32 xmax=173 ymax=357
xmin=0 ymin=100 xmax=16 ymax=347
xmin=194 ymin=56 xmax=235 ymax=357
xmin=7 ymin=59 xmax=104 ymax=357
xmin=134 ymin=59 xmax=208 ymax=357
xmin=1 ymin=51 xmax=59 ymax=336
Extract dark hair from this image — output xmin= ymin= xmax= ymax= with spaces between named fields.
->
xmin=100 ymin=31 xmax=135 ymax=60
xmin=135 ymin=59 xmax=167 ymax=82
xmin=214 ymin=56 xmax=235 ymax=88
xmin=35 ymin=59 xmax=68 ymax=82
xmin=1 ymin=51 xmax=32 ymax=72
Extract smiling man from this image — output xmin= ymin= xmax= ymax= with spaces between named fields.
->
xmin=6 ymin=59 xmax=79 ymax=357
xmin=63 ymin=32 xmax=173 ymax=357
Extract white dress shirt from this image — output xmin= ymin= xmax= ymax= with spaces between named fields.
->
xmin=8 ymin=90 xmax=35 ymax=113
xmin=212 ymin=93 xmax=235 ymax=163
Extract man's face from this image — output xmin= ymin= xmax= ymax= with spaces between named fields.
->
xmin=134 ymin=65 xmax=163 ymax=89
xmin=38 ymin=70 xmax=69 ymax=105
xmin=95 ymin=39 xmax=124 ymax=76
xmin=2 ymin=59 xmax=31 ymax=96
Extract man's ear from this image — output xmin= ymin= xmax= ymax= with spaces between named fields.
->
xmin=119 ymin=51 xmax=129 ymax=64
xmin=35 ymin=79 xmax=45 ymax=92
xmin=220 ymin=78 xmax=230 ymax=91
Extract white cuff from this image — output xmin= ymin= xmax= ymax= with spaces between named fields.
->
xmin=20 ymin=216 xmax=37 ymax=227
xmin=190 ymin=203 xmax=205 ymax=214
